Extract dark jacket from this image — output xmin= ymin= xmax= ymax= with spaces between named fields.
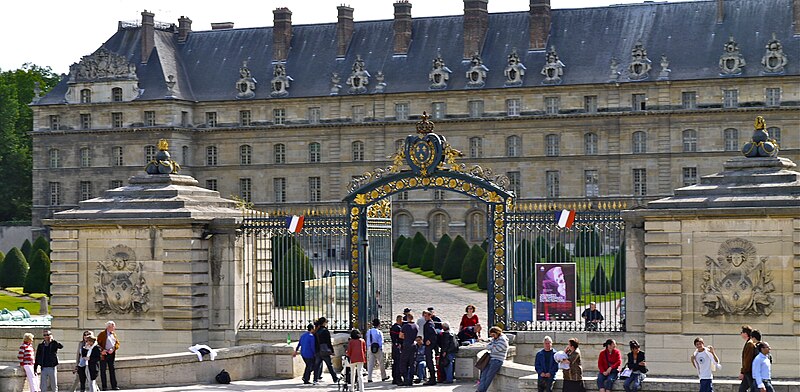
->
xmin=535 ymin=349 xmax=559 ymax=377
xmin=438 ymin=330 xmax=459 ymax=354
xmin=390 ymin=323 xmax=403 ymax=348
xmin=34 ymin=340 xmax=63 ymax=371
xmin=626 ymin=351 xmax=647 ymax=372
xmin=400 ymin=322 xmax=418 ymax=350
xmin=423 ymin=319 xmax=438 ymax=348
xmin=82 ymin=345 xmax=102 ymax=380
xmin=315 ymin=326 xmax=333 ymax=354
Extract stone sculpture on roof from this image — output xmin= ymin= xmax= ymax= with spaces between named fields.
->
xmin=627 ymin=42 xmax=652 ymax=80
xmin=504 ymin=49 xmax=526 ymax=86
xmin=719 ymin=36 xmax=746 ymax=76
xmin=540 ymin=46 xmax=565 ymax=84
xmin=330 ymin=72 xmax=342 ymax=95
xmin=235 ymin=61 xmax=257 ymax=99
xmin=270 ymin=63 xmax=293 ymax=97
xmin=466 ymin=52 xmax=489 ymax=88
xmin=658 ymin=55 xmax=671 ymax=80
xmin=165 ymin=75 xmax=177 ymax=98
xmin=761 ymin=33 xmax=788 ymax=74
xmin=429 ymin=54 xmax=451 ymax=90
xmin=608 ymin=58 xmax=620 ymax=82
xmin=347 ymin=55 xmax=370 ymax=94
xmin=373 ymin=71 xmax=387 ymax=93
xmin=68 ymin=48 xmax=137 ymax=83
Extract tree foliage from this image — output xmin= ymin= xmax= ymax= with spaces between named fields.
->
xmin=476 ymin=252 xmax=488 ymax=290
xmin=31 ymin=236 xmax=50 ymax=257
xmin=273 ymin=243 xmax=316 ymax=307
xmin=514 ymin=239 xmax=536 ymax=298
xmin=548 ymin=242 xmax=572 ymax=262
xmin=610 ymin=241 xmax=626 ymax=292
xmin=397 ymin=235 xmax=413 ymax=266
xmin=392 ymin=236 xmax=406 ymax=264
xmin=0 ymin=247 xmax=28 ymax=288
xmin=574 ymin=229 xmax=602 ymax=257
xmin=590 ymin=263 xmax=610 ymax=295
xmin=441 ymin=235 xmax=469 ymax=281
xmin=460 ymin=244 xmax=485 ymax=284
xmin=407 ymin=232 xmax=428 ymax=268
xmin=20 ymin=239 xmax=32 ymax=260
xmin=24 ymin=249 xmax=50 ymax=295
xmin=420 ymin=242 xmax=436 ymax=272
xmin=432 ymin=234 xmax=452 ymax=275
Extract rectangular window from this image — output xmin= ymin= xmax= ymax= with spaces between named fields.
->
xmin=273 ymin=108 xmax=286 ymax=125
xmin=144 ymin=111 xmax=156 ymax=126
xmin=49 ymin=115 xmax=60 ymax=130
xmin=239 ymin=178 xmax=252 ymax=202
xmin=434 ymin=189 xmax=446 ymax=200
xmin=308 ymin=107 xmax=321 ymax=124
xmin=274 ymin=178 xmax=286 ymax=203
xmin=112 ymin=88 xmax=123 ymax=102
xmin=239 ymin=110 xmax=251 ymax=126
xmin=206 ymin=146 xmax=218 ymax=166
xmin=468 ymin=100 xmax=484 ymax=118
xmin=397 ymin=191 xmax=409 ymax=201
xmin=110 ymin=180 xmax=124 ymax=189
xmin=144 ymin=145 xmax=157 ymax=164
xmin=431 ymin=102 xmax=446 ymax=120
xmin=723 ymin=89 xmax=739 ymax=108
xmin=395 ymin=103 xmax=409 ymax=121
xmin=585 ymin=170 xmax=599 ymax=197
xmin=205 ymin=179 xmax=218 ymax=191
xmin=681 ymin=91 xmax=697 ymax=109
xmin=80 ymin=148 xmax=91 ymax=167
xmin=632 ymin=93 xmax=647 ymax=111
xmin=469 ymin=137 xmax=483 ymax=158
xmin=584 ymin=95 xmax=598 ymax=114
xmin=112 ymin=146 xmax=124 ymax=166
xmin=80 ymin=113 xmax=91 ymax=130
xmin=80 ymin=89 xmax=91 ymax=103
xmin=181 ymin=111 xmax=189 ymax=127
xmin=507 ymin=171 xmax=521 ymax=196
xmin=546 ymin=170 xmax=560 ymax=198
xmin=309 ymin=177 xmax=321 ymax=202
xmin=351 ymin=105 xmax=365 ymax=123
xmin=766 ymin=88 xmax=781 ymax=107
xmin=633 ymin=168 xmax=647 ymax=196
xmin=111 ymin=112 xmax=123 ymax=128
xmin=205 ymin=112 xmax=217 ymax=127
xmin=545 ymin=97 xmax=560 ymax=115
xmin=682 ymin=167 xmax=698 ymax=187
xmin=49 ymin=182 xmax=61 ymax=205
xmin=49 ymin=149 xmax=60 ymax=168
xmin=79 ymin=181 xmax=93 ymax=201
xmin=506 ymin=98 xmax=521 ymax=117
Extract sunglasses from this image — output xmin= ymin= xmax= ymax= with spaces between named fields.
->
xmin=43 ymin=333 xmax=51 ymax=336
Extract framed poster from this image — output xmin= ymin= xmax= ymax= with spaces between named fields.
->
xmin=535 ymin=263 xmax=577 ymax=321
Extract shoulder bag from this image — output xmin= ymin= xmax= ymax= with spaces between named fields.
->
xmin=475 ymin=351 xmax=491 ymax=370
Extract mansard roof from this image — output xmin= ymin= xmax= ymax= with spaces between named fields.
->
xmin=38 ymin=0 xmax=799 ymax=105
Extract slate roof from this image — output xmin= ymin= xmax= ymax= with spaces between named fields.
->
xmin=37 ymin=0 xmax=800 ymax=105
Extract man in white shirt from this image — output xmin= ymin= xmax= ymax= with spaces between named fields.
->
xmin=691 ymin=337 xmax=721 ymax=392
xmin=752 ymin=341 xmax=774 ymax=392
xmin=366 ymin=318 xmax=388 ymax=383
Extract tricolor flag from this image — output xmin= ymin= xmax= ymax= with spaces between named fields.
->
xmin=286 ymin=215 xmax=305 ymax=233
xmin=555 ymin=209 xmax=576 ymax=229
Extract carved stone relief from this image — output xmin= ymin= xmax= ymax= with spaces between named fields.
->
xmin=504 ymin=49 xmax=526 ymax=86
xmin=270 ymin=63 xmax=293 ymax=97
xmin=608 ymin=58 xmax=620 ymax=82
xmin=701 ymin=238 xmax=774 ymax=316
xmin=540 ymin=46 xmax=565 ymax=85
xmin=330 ymin=73 xmax=342 ymax=95
xmin=719 ymin=36 xmax=746 ymax=76
xmin=373 ymin=71 xmax=387 ymax=93
xmin=347 ymin=55 xmax=370 ymax=94
xmin=68 ymin=48 xmax=137 ymax=83
xmin=428 ymin=55 xmax=451 ymax=90
xmin=465 ymin=52 xmax=489 ymax=88
xmin=761 ymin=33 xmax=788 ymax=74
xmin=235 ymin=61 xmax=257 ymax=99
xmin=658 ymin=55 xmax=671 ymax=80
xmin=94 ymin=245 xmax=151 ymax=315
xmin=627 ymin=42 xmax=651 ymax=80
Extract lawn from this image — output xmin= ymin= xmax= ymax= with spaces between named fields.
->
xmin=0 ymin=292 xmax=42 ymax=315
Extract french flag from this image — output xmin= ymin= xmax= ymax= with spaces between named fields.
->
xmin=555 ymin=210 xmax=576 ymax=229
xmin=286 ymin=215 xmax=305 ymax=233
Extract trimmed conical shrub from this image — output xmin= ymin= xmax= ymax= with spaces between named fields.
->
xmin=392 ymin=236 xmax=407 ymax=264
xmin=610 ymin=241 xmax=626 ymax=291
xmin=20 ymin=239 xmax=32 ymax=261
xmin=31 ymin=236 xmax=51 ymax=257
xmin=271 ymin=235 xmax=298 ymax=270
xmin=420 ymin=242 xmax=436 ymax=271
xmin=0 ymin=247 xmax=28 ymax=288
xmin=441 ymin=235 xmax=469 ymax=281
xmin=24 ymin=249 xmax=51 ymax=295
xmin=461 ymin=244 xmax=486 ymax=284
xmin=574 ymin=229 xmax=602 ymax=257
xmin=407 ymin=232 xmax=428 ymax=268
xmin=480 ymin=239 xmax=489 ymax=252
xmin=273 ymin=244 xmax=316 ymax=307
xmin=477 ymin=253 xmax=488 ymax=290
xmin=548 ymin=242 xmax=572 ymax=262
xmin=397 ymin=236 xmax=413 ymax=266
xmin=533 ymin=236 xmax=549 ymax=261
xmin=433 ymin=234 xmax=452 ymax=275
xmin=590 ymin=263 xmax=610 ymax=295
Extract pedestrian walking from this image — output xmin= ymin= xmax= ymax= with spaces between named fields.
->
xmin=365 ymin=318 xmax=388 ymax=382
xmin=562 ymin=338 xmax=586 ymax=392
xmin=390 ymin=315 xmax=404 ymax=385
xmin=534 ymin=336 xmax=558 ymax=392
xmin=70 ymin=331 xmax=94 ymax=392
xmin=292 ymin=323 xmax=317 ymax=385
xmin=34 ymin=329 xmax=63 ymax=392
xmin=622 ymin=340 xmax=647 ymax=392
xmin=19 ymin=333 xmax=40 ymax=392
xmin=345 ymin=330 xmax=367 ymax=392
xmin=597 ymin=338 xmax=621 ymax=392
xmin=752 ymin=342 xmax=773 ymax=392
xmin=476 ymin=327 xmax=508 ymax=392
xmin=313 ymin=317 xmax=338 ymax=384
xmin=739 ymin=325 xmax=757 ymax=392
xmin=399 ymin=312 xmax=419 ymax=386
xmin=422 ymin=310 xmax=438 ymax=385
xmin=691 ymin=337 xmax=721 ymax=392
xmin=96 ymin=321 xmax=120 ymax=391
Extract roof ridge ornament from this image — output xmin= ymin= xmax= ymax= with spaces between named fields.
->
xmin=270 ymin=63 xmax=293 ymax=97
xmin=504 ymin=49 xmax=526 ymax=87
xmin=330 ymin=72 xmax=342 ymax=95
xmin=68 ymin=48 xmax=138 ymax=83
xmin=235 ymin=60 xmax=257 ymax=99
xmin=761 ymin=33 xmax=787 ymax=74
xmin=347 ymin=55 xmax=370 ymax=94
xmin=627 ymin=41 xmax=651 ymax=80
xmin=719 ymin=36 xmax=746 ymax=76
xmin=608 ymin=58 xmax=620 ymax=82
xmin=429 ymin=53 xmax=451 ymax=90
xmin=540 ymin=46 xmax=565 ymax=85
xmin=466 ymin=52 xmax=489 ymax=88
xmin=373 ymin=71 xmax=387 ymax=93
xmin=658 ymin=55 xmax=671 ymax=80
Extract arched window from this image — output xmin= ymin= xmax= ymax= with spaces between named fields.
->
xmin=112 ymin=87 xmax=123 ymax=102
xmin=240 ymin=144 xmax=252 ymax=165
xmin=144 ymin=145 xmax=157 ymax=164
xmin=49 ymin=149 xmax=60 ymax=168
xmin=723 ymin=128 xmax=739 ymax=151
xmin=506 ymin=135 xmax=521 ymax=157
xmin=632 ymin=131 xmax=647 ymax=154
xmin=545 ymin=134 xmax=559 ymax=156
xmin=352 ymin=141 xmax=364 ymax=161
xmin=394 ymin=213 xmax=412 ymax=238
xmin=274 ymin=143 xmax=286 ymax=164
xmin=206 ymin=146 xmax=218 ymax=166
xmin=80 ymin=147 xmax=91 ymax=167
xmin=309 ymin=142 xmax=321 ymax=163
xmin=682 ymin=129 xmax=697 ymax=152
xmin=768 ymin=127 xmax=781 ymax=146
xmin=468 ymin=212 xmax=485 ymax=243
xmin=584 ymin=132 xmax=598 ymax=155
xmin=79 ymin=88 xmax=91 ymax=103
xmin=431 ymin=212 xmax=449 ymax=242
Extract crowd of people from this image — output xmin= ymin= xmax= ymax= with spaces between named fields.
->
xmin=17 ymin=321 xmax=121 ymax=392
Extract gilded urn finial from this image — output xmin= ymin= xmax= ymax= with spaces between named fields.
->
xmin=741 ymin=116 xmax=778 ymax=158
xmin=145 ymin=138 xmax=181 ymax=174
xmin=157 ymin=139 xmax=169 ymax=151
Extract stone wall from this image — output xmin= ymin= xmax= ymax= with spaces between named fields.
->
xmin=0 ymin=225 xmax=32 ymax=254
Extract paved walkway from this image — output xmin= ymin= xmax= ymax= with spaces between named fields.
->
xmin=121 ymin=378 xmax=478 ymax=391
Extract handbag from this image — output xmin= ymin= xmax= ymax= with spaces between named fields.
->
xmin=319 ymin=344 xmax=333 ymax=355
xmin=215 ymin=369 xmax=231 ymax=384
xmin=475 ymin=352 xmax=491 ymax=370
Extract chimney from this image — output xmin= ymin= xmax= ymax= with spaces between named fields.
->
xmin=273 ymin=8 xmax=293 ymax=61
xmin=716 ymin=0 xmax=724 ymax=23
xmin=178 ymin=16 xmax=192 ymax=43
xmin=211 ymin=22 xmax=235 ymax=30
xmin=794 ymin=0 xmax=800 ymax=35
xmin=337 ymin=5 xmax=355 ymax=57
xmin=393 ymin=1 xmax=413 ymax=55
xmin=529 ymin=0 xmax=551 ymax=50
xmin=463 ymin=0 xmax=489 ymax=58
xmin=141 ymin=10 xmax=155 ymax=64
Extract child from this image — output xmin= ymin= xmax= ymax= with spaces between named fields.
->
xmin=554 ymin=350 xmax=570 ymax=370
xmin=413 ymin=336 xmax=426 ymax=383
xmin=691 ymin=337 xmax=720 ymax=392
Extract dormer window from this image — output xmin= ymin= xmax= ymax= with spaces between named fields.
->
xmin=80 ymin=89 xmax=92 ymax=103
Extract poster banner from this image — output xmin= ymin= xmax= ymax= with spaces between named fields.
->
xmin=535 ymin=263 xmax=577 ymax=321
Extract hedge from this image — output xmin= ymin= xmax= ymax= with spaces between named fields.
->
xmin=574 ymin=229 xmax=602 ymax=257
xmin=460 ymin=244 xmax=486 ymax=284
xmin=476 ymin=252 xmax=488 ymax=290
xmin=397 ymin=236 xmax=414 ymax=266
xmin=20 ymin=239 xmax=32 ymax=261
xmin=480 ymin=239 xmax=489 ymax=252
xmin=0 ymin=247 xmax=28 ymax=288
xmin=432 ymin=234 xmax=452 ymax=275
xmin=392 ymin=236 xmax=407 ymax=264
xmin=548 ymin=242 xmax=572 ymax=262
xmin=610 ymin=241 xmax=626 ymax=291
xmin=24 ymin=249 xmax=51 ymax=295
xmin=407 ymin=232 xmax=428 ymax=268
xmin=441 ymin=235 xmax=469 ymax=281
xmin=273 ymin=244 xmax=316 ymax=307
xmin=31 ymin=236 xmax=51 ymax=257
xmin=590 ymin=263 xmax=610 ymax=295
xmin=420 ymin=242 xmax=436 ymax=272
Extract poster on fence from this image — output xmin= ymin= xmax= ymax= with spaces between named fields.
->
xmin=535 ymin=263 xmax=577 ymax=321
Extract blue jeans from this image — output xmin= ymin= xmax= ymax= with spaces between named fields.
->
xmin=597 ymin=370 xmax=619 ymax=390
xmin=623 ymin=372 xmax=645 ymax=392
xmin=416 ymin=361 xmax=426 ymax=380
xmin=700 ymin=378 xmax=714 ymax=392
xmin=477 ymin=359 xmax=503 ymax=392
xmin=442 ymin=353 xmax=456 ymax=382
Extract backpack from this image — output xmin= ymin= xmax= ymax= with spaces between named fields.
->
xmin=215 ymin=369 xmax=231 ymax=384
xmin=369 ymin=329 xmax=380 ymax=353
xmin=447 ymin=332 xmax=460 ymax=354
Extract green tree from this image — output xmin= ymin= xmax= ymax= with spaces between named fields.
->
xmin=24 ymin=249 xmax=50 ymax=295
xmin=271 ymin=235 xmax=297 ymax=267
xmin=20 ymin=239 xmax=32 ymax=260
xmin=432 ymin=234 xmax=452 ymax=275
xmin=31 ymin=236 xmax=50 ymax=257
xmin=460 ymin=244 xmax=485 ymax=284
xmin=407 ymin=232 xmax=428 ymax=268
xmin=441 ymin=235 xmax=469 ymax=281
xmin=420 ymin=242 xmax=436 ymax=271
xmin=397 ymin=235 xmax=413 ymax=266
xmin=392 ymin=236 xmax=406 ymax=264
xmin=610 ymin=241 xmax=626 ymax=291
xmin=533 ymin=236 xmax=549 ymax=260
xmin=548 ymin=242 xmax=572 ymax=262
xmin=590 ymin=263 xmax=610 ymax=295
xmin=514 ymin=239 xmax=536 ymax=297
xmin=476 ymin=252 xmax=488 ymax=290
xmin=574 ymin=229 xmax=602 ymax=257
xmin=0 ymin=247 xmax=28 ymax=288
xmin=273 ymin=243 xmax=315 ymax=307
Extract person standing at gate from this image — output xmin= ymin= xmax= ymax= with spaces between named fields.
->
xmin=390 ymin=315 xmax=404 ymax=385
xmin=691 ymin=337 xmax=721 ymax=392
xmin=34 ymin=329 xmax=63 ymax=392
xmin=96 ymin=321 xmax=120 ymax=391
xmin=399 ymin=312 xmax=419 ymax=386
xmin=365 ymin=318 xmax=388 ymax=383
xmin=292 ymin=323 xmax=317 ymax=385
xmin=535 ymin=336 xmax=559 ymax=392
xmin=739 ymin=325 xmax=757 ymax=392
xmin=422 ymin=310 xmax=438 ymax=385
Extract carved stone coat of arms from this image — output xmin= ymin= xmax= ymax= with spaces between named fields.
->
xmin=94 ymin=245 xmax=151 ymax=315
xmin=701 ymin=238 xmax=774 ymax=316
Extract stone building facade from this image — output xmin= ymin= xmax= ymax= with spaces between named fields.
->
xmin=31 ymin=0 xmax=800 ymax=242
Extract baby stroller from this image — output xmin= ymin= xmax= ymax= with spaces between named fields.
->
xmin=337 ymin=355 xmax=352 ymax=392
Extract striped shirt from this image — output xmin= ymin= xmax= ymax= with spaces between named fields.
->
xmin=18 ymin=342 xmax=34 ymax=366
xmin=487 ymin=333 xmax=509 ymax=361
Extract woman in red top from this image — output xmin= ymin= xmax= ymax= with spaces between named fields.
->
xmin=597 ymin=338 xmax=622 ymax=392
xmin=345 ymin=329 xmax=367 ymax=392
xmin=18 ymin=333 xmax=40 ymax=392
xmin=458 ymin=304 xmax=482 ymax=342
